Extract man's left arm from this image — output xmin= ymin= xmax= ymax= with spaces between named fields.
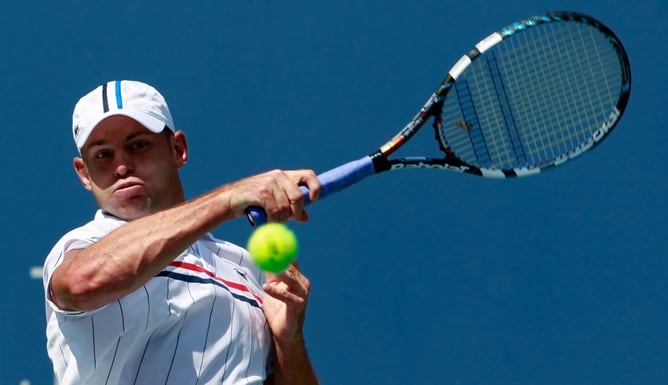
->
xmin=262 ymin=263 xmax=320 ymax=385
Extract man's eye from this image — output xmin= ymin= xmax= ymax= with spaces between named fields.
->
xmin=131 ymin=141 xmax=149 ymax=151
xmin=94 ymin=150 xmax=112 ymax=159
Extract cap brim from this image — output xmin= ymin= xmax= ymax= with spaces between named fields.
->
xmin=75 ymin=110 xmax=167 ymax=150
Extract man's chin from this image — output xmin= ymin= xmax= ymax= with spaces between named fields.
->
xmin=105 ymin=203 xmax=152 ymax=222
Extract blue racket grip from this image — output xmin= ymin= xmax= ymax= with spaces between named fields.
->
xmin=246 ymin=156 xmax=376 ymax=226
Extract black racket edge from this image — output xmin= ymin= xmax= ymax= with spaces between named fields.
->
xmin=371 ymin=11 xmax=631 ymax=178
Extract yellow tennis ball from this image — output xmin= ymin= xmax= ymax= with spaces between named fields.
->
xmin=247 ymin=223 xmax=299 ymax=273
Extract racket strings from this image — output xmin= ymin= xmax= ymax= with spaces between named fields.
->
xmin=438 ymin=19 xmax=624 ymax=170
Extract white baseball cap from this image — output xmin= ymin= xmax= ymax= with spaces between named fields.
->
xmin=72 ymin=80 xmax=175 ymax=151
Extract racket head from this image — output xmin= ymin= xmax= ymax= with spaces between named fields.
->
xmin=377 ymin=11 xmax=631 ymax=178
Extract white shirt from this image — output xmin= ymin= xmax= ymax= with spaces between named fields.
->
xmin=43 ymin=210 xmax=272 ymax=385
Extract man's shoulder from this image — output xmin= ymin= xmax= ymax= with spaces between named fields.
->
xmin=63 ymin=210 xmax=126 ymax=243
xmin=44 ymin=211 xmax=125 ymax=264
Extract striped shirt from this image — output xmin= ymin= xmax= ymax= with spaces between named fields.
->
xmin=43 ymin=210 xmax=272 ymax=385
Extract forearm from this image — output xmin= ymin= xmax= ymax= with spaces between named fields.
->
xmin=267 ymin=334 xmax=319 ymax=385
xmin=51 ymin=186 xmax=235 ymax=311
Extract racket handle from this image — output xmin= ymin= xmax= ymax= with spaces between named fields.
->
xmin=246 ymin=156 xmax=376 ymax=226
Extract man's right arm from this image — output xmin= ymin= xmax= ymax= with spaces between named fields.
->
xmin=50 ymin=169 xmax=320 ymax=312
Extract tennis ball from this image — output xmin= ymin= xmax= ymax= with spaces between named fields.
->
xmin=247 ymin=223 xmax=299 ymax=273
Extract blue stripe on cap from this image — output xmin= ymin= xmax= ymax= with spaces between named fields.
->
xmin=115 ymin=80 xmax=123 ymax=108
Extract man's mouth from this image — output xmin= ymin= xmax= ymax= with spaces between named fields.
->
xmin=114 ymin=181 xmax=145 ymax=197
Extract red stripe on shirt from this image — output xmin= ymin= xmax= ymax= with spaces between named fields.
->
xmin=169 ymin=261 xmax=263 ymax=305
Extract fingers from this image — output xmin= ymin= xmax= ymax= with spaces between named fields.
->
xmin=263 ymin=262 xmax=311 ymax=305
xmin=229 ymin=169 xmax=320 ymax=223
xmin=284 ymin=169 xmax=321 ymax=223
xmin=287 ymin=169 xmax=321 ymax=203
xmin=264 ymin=170 xmax=304 ymax=222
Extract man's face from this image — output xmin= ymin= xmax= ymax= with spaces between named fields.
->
xmin=74 ymin=115 xmax=187 ymax=221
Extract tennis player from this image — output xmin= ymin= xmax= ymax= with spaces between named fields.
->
xmin=43 ymin=80 xmax=320 ymax=385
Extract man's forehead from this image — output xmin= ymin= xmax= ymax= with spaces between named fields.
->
xmin=83 ymin=116 xmax=157 ymax=149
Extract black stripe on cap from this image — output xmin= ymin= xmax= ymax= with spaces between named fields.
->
xmin=101 ymin=82 xmax=109 ymax=112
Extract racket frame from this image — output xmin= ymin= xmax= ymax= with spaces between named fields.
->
xmin=247 ymin=11 xmax=631 ymax=225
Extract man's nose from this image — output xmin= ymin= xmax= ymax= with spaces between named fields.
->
xmin=113 ymin=153 xmax=134 ymax=178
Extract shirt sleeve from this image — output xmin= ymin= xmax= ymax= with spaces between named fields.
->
xmin=43 ymin=213 xmax=122 ymax=316
xmin=43 ymin=236 xmax=97 ymax=316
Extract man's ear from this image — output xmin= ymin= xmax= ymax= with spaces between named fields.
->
xmin=173 ymin=131 xmax=188 ymax=168
xmin=73 ymin=157 xmax=93 ymax=191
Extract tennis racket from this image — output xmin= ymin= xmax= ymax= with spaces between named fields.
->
xmin=248 ymin=11 xmax=631 ymax=226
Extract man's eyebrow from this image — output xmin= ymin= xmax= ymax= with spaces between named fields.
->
xmin=85 ymin=131 xmax=153 ymax=149
xmin=124 ymin=131 xmax=152 ymax=142
xmin=83 ymin=138 xmax=109 ymax=151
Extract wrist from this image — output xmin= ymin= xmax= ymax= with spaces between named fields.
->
xmin=191 ymin=184 xmax=237 ymax=222
xmin=273 ymin=331 xmax=307 ymax=357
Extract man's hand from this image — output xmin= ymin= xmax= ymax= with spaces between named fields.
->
xmin=225 ymin=169 xmax=321 ymax=223
xmin=262 ymin=262 xmax=310 ymax=344
xmin=262 ymin=262 xmax=320 ymax=385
